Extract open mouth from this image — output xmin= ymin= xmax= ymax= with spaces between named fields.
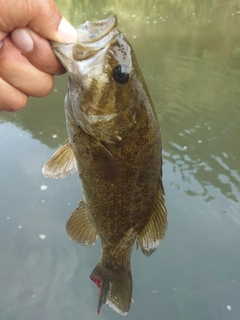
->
xmin=77 ymin=14 xmax=118 ymax=44
xmin=51 ymin=15 xmax=118 ymax=63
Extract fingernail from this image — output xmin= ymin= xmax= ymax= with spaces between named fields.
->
xmin=0 ymin=41 xmax=3 ymax=49
xmin=58 ymin=17 xmax=78 ymax=43
xmin=12 ymin=29 xmax=34 ymax=53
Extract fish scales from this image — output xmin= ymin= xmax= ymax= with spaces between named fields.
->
xmin=42 ymin=14 xmax=167 ymax=316
xmin=73 ymin=103 xmax=160 ymax=239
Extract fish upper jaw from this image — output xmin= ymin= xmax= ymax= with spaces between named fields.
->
xmin=52 ymin=30 xmax=118 ymax=84
xmin=51 ymin=15 xmax=119 ymax=83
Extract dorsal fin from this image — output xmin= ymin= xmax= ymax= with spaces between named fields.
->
xmin=137 ymin=188 xmax=168 ymax=256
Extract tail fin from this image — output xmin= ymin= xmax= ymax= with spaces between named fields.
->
xmin=90 ymin=262 xmax=132 ymax=316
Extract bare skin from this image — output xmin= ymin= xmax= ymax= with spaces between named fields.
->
xmin=0 ymin=0 xmax=78 ymax=112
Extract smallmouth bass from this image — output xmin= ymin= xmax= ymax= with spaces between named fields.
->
xmin=43 ymin=15 xmax=167 ymax=316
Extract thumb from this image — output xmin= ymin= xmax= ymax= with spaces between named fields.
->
xmin=28 ymin=0 xmax=77 ymax=43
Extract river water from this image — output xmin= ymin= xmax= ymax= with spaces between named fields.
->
xmin=1 ymin=1 xmax=240 ymax=319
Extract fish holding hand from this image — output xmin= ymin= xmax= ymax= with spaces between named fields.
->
xmin=42 ymin=15 xmax=167 ymax=316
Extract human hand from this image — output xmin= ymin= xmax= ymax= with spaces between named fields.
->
xmin=0 ymin=0 xmax=78 ymax=112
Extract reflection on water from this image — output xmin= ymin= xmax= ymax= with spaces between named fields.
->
xmin=1 ymin=1 xmax=240 ymax=319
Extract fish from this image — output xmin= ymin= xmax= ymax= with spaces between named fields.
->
xmin=42 ymin=14 xmax=167 ymax=316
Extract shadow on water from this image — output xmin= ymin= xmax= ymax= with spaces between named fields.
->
xmin=1 ymin=1 xmax=240 ymax=320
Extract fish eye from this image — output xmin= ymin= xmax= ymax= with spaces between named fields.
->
xmin=112 ymin=65 xmax=129 ymax=84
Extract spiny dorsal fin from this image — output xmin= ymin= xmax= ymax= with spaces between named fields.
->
xmin=42 ymin=142 xmax=77 ymax=179
xmin=66 ymin=201 xmax=98 ymax=246
xmin=137 ymin=188 xmax=168 ymax=256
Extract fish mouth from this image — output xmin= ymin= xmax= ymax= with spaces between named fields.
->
xmin=51 ymin=15 xmax=118 ymax=66
xmin=75 ymin=14 xmax=118 ymax=44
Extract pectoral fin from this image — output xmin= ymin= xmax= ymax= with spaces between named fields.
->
xmin=137 ymin=188 xmax=168 ymax=256
xmin=42 ymin=141 xmax=77 ymax=179
xmin=66 ymin=201 xmax=98 ymax=246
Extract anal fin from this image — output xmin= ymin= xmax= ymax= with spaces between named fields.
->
xmin=66 ymin=201 xmax=98 ymax=246
xmin=137 ymin=188 xmax=168 ymax=256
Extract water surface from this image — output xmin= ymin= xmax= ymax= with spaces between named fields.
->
xmin=1 ymin=1 xmax=240 ymax=319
